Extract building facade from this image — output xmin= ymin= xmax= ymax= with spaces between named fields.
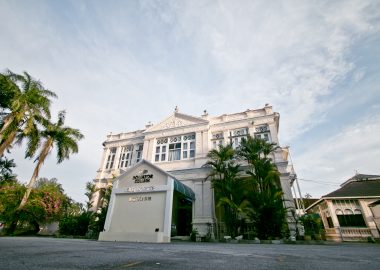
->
xmin=306 ymin=174 xmax=380 ymax=241
xmin=93 ymin=105 xmax=296 ymax=242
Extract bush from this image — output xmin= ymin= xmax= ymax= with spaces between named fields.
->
xmin=59 ymin=212 xmax=92 ymax=236
xmin=300 ymin=214 xmax=323 ymax=238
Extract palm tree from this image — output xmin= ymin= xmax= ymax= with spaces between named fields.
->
xmin=0 ymin=156 xmax=17 ymax=184
xmin=0 ymin=73 xmax=16 ymax=110
xmin=18 ymin=111 xmax=84 ymax=209
xmin=0 ymin=70 xmax=57 ymax=156
xmin=238 ymin=136 xmax=286 ymax=239
xmin=204 ymin=144 xmax=242 ymax=238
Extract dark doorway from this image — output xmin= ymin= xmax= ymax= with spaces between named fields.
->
xmin=172 ymin=191 xmax=192 ymax=236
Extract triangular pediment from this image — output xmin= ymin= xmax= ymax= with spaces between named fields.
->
xmin=115 ymin=159 xmax=176 ymax=188
xmin=144 ymin=112 xmax=209 ymax=133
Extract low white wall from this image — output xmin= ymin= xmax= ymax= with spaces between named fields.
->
xmin=99 ymin=231 xmax=169 ymax=243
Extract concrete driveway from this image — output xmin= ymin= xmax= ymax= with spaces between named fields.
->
xmin=0 ymin=237 xmax=379 ymax=269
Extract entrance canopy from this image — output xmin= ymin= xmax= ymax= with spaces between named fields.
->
xmin=174 ymin=178 xmax=195 ymax=201
xmin=99 ymin=159 xmax=196 ymax=243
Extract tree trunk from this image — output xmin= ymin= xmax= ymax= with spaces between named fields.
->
xmin=7 ymin=140 xmax=52 ymax=234
xmin=0 ymin=131 xmax=16 ymax=156
xmin=0 ymin=114 xmax=14 ymax=137
xmin=18 ymin=139 xmax=52 ymax=210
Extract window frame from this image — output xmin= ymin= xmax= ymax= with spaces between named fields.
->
xmin=118 ymin=145 xmax=133 ymax=169
xmin=135 ymin=144 xmax=143 ymax=163
xmin=105 ymin=148 xmax=117 ymax=169
xmin=229 ymin=128 xmax=249 ymax=149
xmin=155 ymin=133 xmax=196 ymax=162
xmin=254 ymin=125 xmax=271 ymax=143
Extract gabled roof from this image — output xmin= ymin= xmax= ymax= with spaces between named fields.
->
xmin=340 ymin=174 xmax=380 ymax=187
xmin=323 ymin=178 xmax=380 ymax=198
xmin=144 ymin=111 xmax=208 ymax=133
xmin=114 ymin=159 xmax=195 ymax=201
xmin=114 ymin=159 xmax=176 ymax=181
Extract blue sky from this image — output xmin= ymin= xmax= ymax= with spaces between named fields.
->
xmin=1 ymin=0 xmax=379 ymax=204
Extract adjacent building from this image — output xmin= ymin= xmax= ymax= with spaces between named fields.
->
xmin=93 ymin=105 xmax=296 ymax=242
xmin=306 ymin=174 xmax=380 ymax=241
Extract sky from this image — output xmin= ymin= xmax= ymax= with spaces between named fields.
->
xmin=1 ymin=0 xmax=379 ymax=204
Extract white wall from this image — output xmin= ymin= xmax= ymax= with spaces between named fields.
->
xmin=109 ymin=192 xmax=166 ymax=233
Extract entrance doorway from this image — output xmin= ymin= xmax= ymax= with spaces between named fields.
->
xmin=172 ymin=191 xmax=192 ymax=236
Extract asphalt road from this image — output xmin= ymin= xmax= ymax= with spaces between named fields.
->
xmin=0 ymin=237 xmax=379 ymax=269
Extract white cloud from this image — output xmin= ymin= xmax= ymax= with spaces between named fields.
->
xmin=295 ymin=107 xmax=380 ymax=197
xmin=165 ymin=0 xmax=378 ymax=139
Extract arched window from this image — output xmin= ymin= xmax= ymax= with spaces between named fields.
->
xmin=344 ymin=209 xmax=354 ymax=215
xmin=336 ymin=208 xmax=366 ymax=227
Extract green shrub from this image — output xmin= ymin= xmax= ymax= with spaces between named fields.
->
xmin=59 ymin=212 xmax=92 ymax=236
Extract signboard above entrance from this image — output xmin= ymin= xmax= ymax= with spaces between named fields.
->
xmin=133 ymin=169 xmax=153 ymax=183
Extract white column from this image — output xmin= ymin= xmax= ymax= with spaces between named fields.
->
xmin=113 ymin=146 xmax=122 ymax=172
xmin=163 ymin=178 xmax=174 ymax=240
xmin=268 ymin=123 xmax=278 ymax=144
xmin=223 ymin=131 xmax=230 ymax=145
xmin=202 ymin=130 xmax=208 ymax=156
xmin=195 ymin=131 xmax=203 ymax=158
xmin=100 ymin=148 xmax=110 ymax=179
xmin=143 ymin=139 xmax=150 ymax=161
xmin=326 ymin=200 xmax=340 ymax=227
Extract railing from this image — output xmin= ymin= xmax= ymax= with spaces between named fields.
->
xmin=340 ymin=227 xmax=372 ymax=241
xmin=324 ymin=227 xmax=372 ymax=241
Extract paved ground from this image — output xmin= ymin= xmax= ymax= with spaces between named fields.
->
xmin=0 ymin=237 xmax=379 ymax=269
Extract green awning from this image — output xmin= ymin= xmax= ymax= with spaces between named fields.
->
xmin=173 ymin=179 xmax=195 ymax=201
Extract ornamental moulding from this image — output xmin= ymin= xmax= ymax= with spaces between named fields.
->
xmin=105 ymin=140 xmax=144 ymax=148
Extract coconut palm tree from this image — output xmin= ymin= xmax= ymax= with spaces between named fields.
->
xmin=18 ymin=111 xmax=84 ymax=209
xmin=0 ymin=70 xmax=57 ymax=156
xmin=0 ymin=156 xmax=17 ymax=184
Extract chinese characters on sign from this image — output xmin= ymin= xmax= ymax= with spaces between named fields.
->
xmin=128 ymin=196 xmax=152 ymax=202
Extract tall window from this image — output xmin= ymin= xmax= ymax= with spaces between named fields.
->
xmin=118 ymin=145 xmax=133 ymax=169
xmin=155 ymin=138 xmax=168 ymax=162
xmin=230 ymin=128 xmax=248 ymax=149
xmin=182 ymin=140 xmax=195 ymax=159
xmin=212 ymin=132 xmax=224 ymax=149
xmin=155 ymin=133 xmax=195 ymax=162
xmin=169 ymin=142 xmax=181 ymax=161
xmin=254 ymin=125 xmax=271 ymax=142
xmin=135 ymin=144 xmax=143 ymax=163
xmin=105 ymin=148 xmax=116 ymax=169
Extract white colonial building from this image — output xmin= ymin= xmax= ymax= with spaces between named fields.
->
xmin=93 ymin=105 xmax=296 ymax=242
